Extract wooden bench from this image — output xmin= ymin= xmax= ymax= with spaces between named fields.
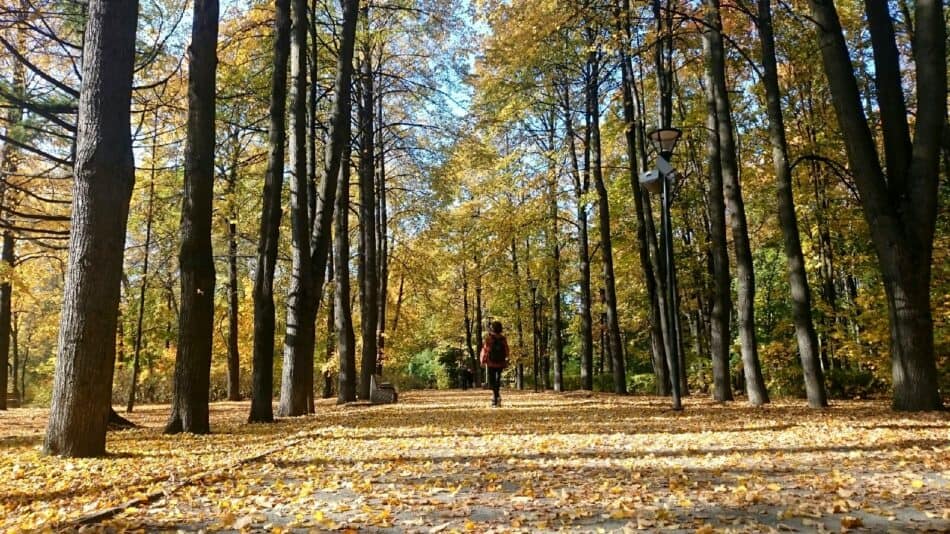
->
xmin=370 ymin=374 xmax=398 ymax=405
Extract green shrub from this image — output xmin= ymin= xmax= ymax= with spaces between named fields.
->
xmin=592 ymin=373 xmax=614 ymax=392
xmin=627 ymin=373 xmax=657 ymax=395
xmin=826 ymin=367 xmax=885 ymax=399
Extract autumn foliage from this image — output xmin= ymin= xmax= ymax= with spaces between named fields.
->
xmin=1 ymin=391 xmax=948 ymax=531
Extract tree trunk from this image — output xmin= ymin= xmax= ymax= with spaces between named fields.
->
xmin=323 ymin=244 xmax=336 ymax=399
xmin=706 ymin=0 xmax=768 ymax=405
xmin=226 ymin=161 xmax=241 ymax=402
xmin=250 ymin=0 xmax=291 ymax=424
xmin=474 ymin=265 xmax=483 ymax=387
xmin=127 ymin=178 xmax=154 ymax=413
xmin=758 ymin=0 xmax=827 ymax=408
xmin=357 ymin=8 xmax=378 ymax=400
xmin=585 ymin=32 xmax=626 ymax=394
xmin=462 ymin=262 xmax=476 ymax=376
xmin=335 ymin=147 xmax=356 ymax=404
xmin=617 ymin=0 xmax=669 ymax=395
xmin=0 ymin=30 xmax=25 ymax=411
xmin=651 ymin=0 xmax=685 ymax=400
xmin=0 ymin=231 xmax=12 ymax=409
xmin=375 ymin=58 xmax=388 ymax=376
xmin=702 ymin=29 xmax=733 ymax=403
xmin=11 ymin=313 xmax=19 ymax=402
xmin=278 ymin=0 xmax=313 ymax=418
xmin=510 ymin=238 xmax=526 ymax=390
xmin=563 ymin=86 xmax=593 ymax=391
xmin=166 ymin=0 xmax=219 ymax=435
xmin=303 ymin=0 xmax=360 ymax=403
xmin=546 ymin=115 xmax=564 ymax=392
xmin=43 ymin=0 xmax=139 ymax=457
xmin=806 ymin=0 xmax=944 ymax=411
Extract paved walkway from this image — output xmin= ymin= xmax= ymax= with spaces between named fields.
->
xmin=87 ymin=390 xmax=949 ymax=533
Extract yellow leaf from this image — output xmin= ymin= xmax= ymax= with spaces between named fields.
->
xmin=841 ymin=516 xmax=863 ymax=529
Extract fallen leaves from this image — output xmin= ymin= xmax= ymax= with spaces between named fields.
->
xmin=1 ymin=392 xmax=948 ymax=532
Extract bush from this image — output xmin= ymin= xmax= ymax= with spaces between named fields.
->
xmin=826 ymin=367 xmax=885 ymax=399
xmin=592 ymin=373 xmax=614 ymax=393
xmin=627 ymin=373 xmax=657 ymax=394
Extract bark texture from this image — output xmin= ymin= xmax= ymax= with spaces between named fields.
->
xmin=226 ymin=160 xmax=240 ymax=402
xmin=705 ymin=0 xmax=768 ymax=405
xmin=702 ymin=31 xmax=733 ymax=402
xmin=335 ymin=146 xmax=357 ymax=404
xmin=44 ymin=0 xmax=139 ymax=457
xmin=250 ymin=0 xmax=291 ymax=423
xmin=806 ymin=0 xmax=944 ymax=410
xmin=563 ymin=86 xmax=593 ymax=391
xmin=758 ymin=0 xmax=827 ymax=408
xmin=0 ymin=232 xmax=12 ymax=409
xmin=278 ymin=0 xmax=313 ymax=418
xmin=357 ymin=8 xmax=379 ymax=400
xmin=166 ymin=0 xmax=219 ymax=435
xmin=586 ymin=30 xmax=626 ymax=394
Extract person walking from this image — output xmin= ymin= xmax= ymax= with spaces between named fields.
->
xmin=480 ymin=321 xmax=510 ymax=407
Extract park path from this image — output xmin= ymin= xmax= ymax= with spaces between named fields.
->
xmin=84 ymin=390 xmax=949 ymax=533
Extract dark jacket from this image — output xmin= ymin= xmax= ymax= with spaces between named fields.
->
xmin=480 ymin=332 xmax=510 ymax=369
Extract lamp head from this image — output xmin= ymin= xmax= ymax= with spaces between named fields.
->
xmin=647 ymin=127 xmax=682 ymax=158
xmin=528 ymin=278 xmax=538 ymax=292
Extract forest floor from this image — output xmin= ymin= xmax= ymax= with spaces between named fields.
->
xmin=1 ymin=390 xmax=948 ymax=533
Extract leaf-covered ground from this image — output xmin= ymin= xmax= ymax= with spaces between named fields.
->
xmin=1 ymin=391 xmax=948 ymax=532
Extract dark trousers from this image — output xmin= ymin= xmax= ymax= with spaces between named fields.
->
xmin=487 ymin=367 xmax=502 ymax=402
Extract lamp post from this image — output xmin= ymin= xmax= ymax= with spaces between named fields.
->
xmin=647 ymin=127 xmax=684 ymax=411
xmin=528 ymin=278 xmax=539 ymax=393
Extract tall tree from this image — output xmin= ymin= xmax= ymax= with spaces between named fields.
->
xmin=43 ymin=0 xmax=139 ymax=457
xmin=701 ymin=28 xmax=733 ymax=402
xmin=281 ymin=0 xmax=360 ymax=411
xmin=585 ymin=23 xmax=625 ymax=394
xmin=127 ymin=177 xmax=155 ymax=413
xmin=617 ymin=0 xmax=669 ymax=396
xmin=0 ymin=231 xmax=12 ymax=409
xmin=547 ymin=138 xmax=564 ymax=392
xmin=705 ymin=0 xmax=768 ymax=405
xmin=278 ymin=0 xmax=313 ymax=418
xmin=250 ymin=0 xmax=291 ymax=423
xmin=462 ymin=260 xmax=476 ymax=376
xmin=563 ymin=85 xmax=594 ymax=391
xmin=375 ymin=68 xmax=389 ymax=377
xmin=225 ymin=138 xmax=241 ymax=402
xmin=357 ymin=3 xmax=379 ymax=400
xmin=0 ymin=25 xmax=25 ymax=411
xmin=806 ymin=0 xmax=944 ymax=410
xmin=757 ymin=0 xmax=827 ymax=408
xmin=510 ymin=237 xmax=526 ymax=389
xmin=335 ymin=146 xmax=357 ymax=403
xmin=166 ymin=0 xmax=220 ymax=435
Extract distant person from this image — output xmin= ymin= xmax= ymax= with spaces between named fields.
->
xmin=480 ymin=321 xmax=510 ymax=407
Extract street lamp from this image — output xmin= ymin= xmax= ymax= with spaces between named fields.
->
xmin=647 ymin=127 xmax=683 ymax=158
xmin=528 ymin=278 xmax=539 ymax=393
xmin=646 ymin=127 xmax=684 ymax=411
